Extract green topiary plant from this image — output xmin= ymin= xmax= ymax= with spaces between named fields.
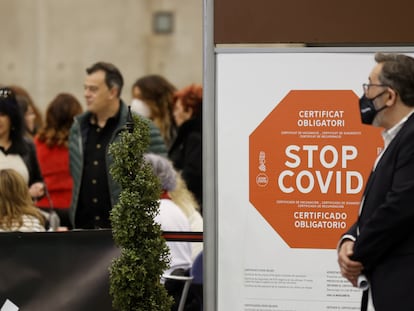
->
xmin=108 ymin=112 xmax=173 ymax=311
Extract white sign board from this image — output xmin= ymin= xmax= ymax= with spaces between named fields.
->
xmin=215 ymin=51 xmax=401 ymax=310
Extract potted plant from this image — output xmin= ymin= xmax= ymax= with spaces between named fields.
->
xmin=108 ymin=111 xmax=173 ymax=311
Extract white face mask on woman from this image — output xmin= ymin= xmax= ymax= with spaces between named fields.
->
xmin=130 ymin=98 xmax=151 ymax=118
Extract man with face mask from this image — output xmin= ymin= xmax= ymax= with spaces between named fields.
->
xmin=359 ymin=93 xmax=388 ymax=125
xmin=338 ymin=53 xmax=414 ymax=311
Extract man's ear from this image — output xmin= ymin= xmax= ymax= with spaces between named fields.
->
xmin=109 ymin=86 xmax=119 ymax=99
xmin=386 ymin=88 xmax=398 ymax=106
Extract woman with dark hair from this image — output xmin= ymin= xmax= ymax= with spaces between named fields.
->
xmin=131 ymin=75 xmax=177 ymax=148
xmin=0 ymin=87 xmax=44 ymax=199
xmin=34 ymin=93 xmax=83 ymax=228
xmin=169 ymin=84 xmax=203 ymax=211
xmin=9 ymin=85 xmax=43 ymax=139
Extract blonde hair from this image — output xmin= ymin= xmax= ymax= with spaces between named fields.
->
xmin=169 ymin=173 xmax=201 ymax=217
xmin=0 ymin=169 xmax=45 ymax=229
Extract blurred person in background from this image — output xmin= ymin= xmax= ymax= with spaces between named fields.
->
xmin=131 ymin=75 xmax=177 ymax=148
xmin=144 ymin=153 xmax=192 ymax=274
xmin=69 ymin=62 xmax=167 ymax=229
xmin=10 ymin=85 xmax=43 ymax=139
xmin=0 ymin=87 xmax=44 ymax=200
xmin=34 ymin=93 xmax=83 ymax=229
xmin=144 ymin=152 xmax=194 ymax=311
xmin=0 ymin=169 xmax=45 ymax=232
xmin=169 ymin=84 xmax=203 ymax=211
xmin=170 ymin=173 xmax=203 ymax=260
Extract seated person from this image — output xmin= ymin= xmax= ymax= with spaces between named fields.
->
xmin=170 ymin=174 xmax=203 ymax=260
xmin=144 ymin=153 xmax=193 ymax=311
xmin=0 ymin=169 xmax=46 ymax=232
xmin=144 ymin=153 xmax=192 ymax=276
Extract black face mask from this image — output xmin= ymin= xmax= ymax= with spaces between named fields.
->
xmin=359 ymin=91 xmax=388 ymax=124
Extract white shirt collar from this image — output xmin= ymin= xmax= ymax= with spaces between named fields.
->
xmin=382 ymin=109 xmax=414 ymax=148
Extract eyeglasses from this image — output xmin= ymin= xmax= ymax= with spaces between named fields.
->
xmin=362 ymin=83 xmax=389 ymax=93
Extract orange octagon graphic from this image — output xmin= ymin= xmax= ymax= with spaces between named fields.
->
xmin=249 ymin=90 xmax=383 ymax=249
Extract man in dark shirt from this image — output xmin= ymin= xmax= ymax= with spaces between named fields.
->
xmin=69 ymin=62 xmax=167 ymax=229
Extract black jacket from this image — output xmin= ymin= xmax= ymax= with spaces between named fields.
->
xmin=346 ymin=113 xmax=414 ymax=310
xmin=168 ymin=115 xmax=202 ymax=208
xmin=1 ymin=138 xmax=43 ymax=186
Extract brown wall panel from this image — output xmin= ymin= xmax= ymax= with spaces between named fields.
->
xmin=214 ymin=0 xmax=414 ymax=44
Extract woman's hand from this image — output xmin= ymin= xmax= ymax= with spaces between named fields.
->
xmin=29 ymin=182 xmax=45 ymax=200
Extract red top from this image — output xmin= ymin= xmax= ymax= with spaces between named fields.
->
xmin=34 ymin=137 xmax=73 ymax=209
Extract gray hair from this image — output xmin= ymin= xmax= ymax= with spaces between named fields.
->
xmin=144 ymin=153 xmax=177 ymax=191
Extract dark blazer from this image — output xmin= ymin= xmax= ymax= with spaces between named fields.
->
xmin=346 ymin=113 xmax=414 ymax=310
